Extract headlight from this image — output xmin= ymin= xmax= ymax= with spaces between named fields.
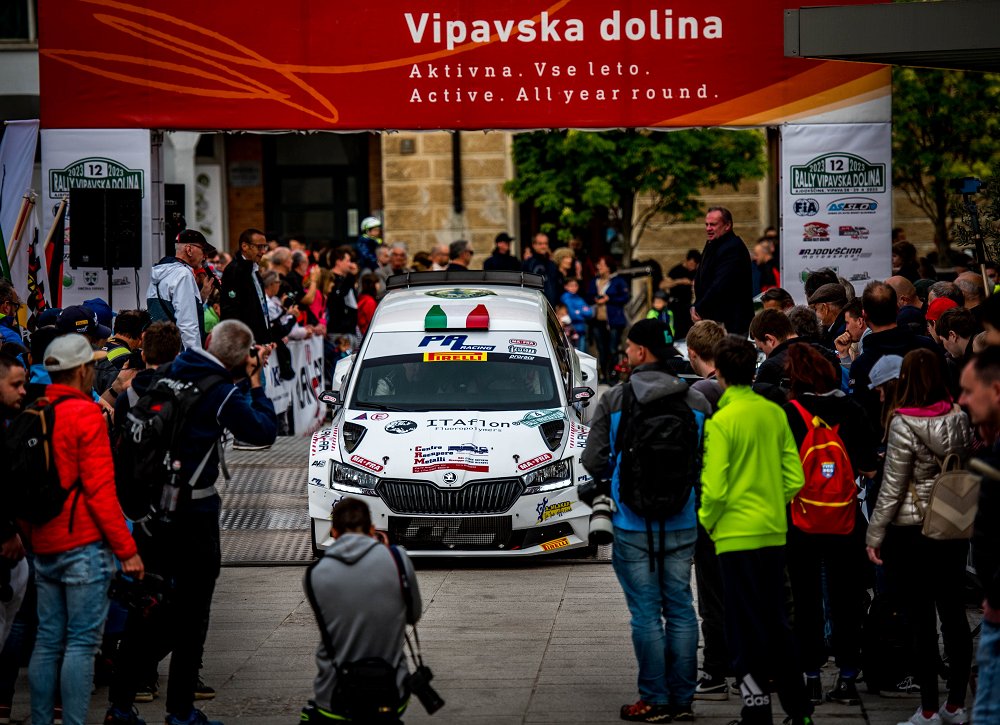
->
xmin=330 ymin=462 xmax=379 ymax=496
xmin=522 ymin=458 xmax=572 ymax=495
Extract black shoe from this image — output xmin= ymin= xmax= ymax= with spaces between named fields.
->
xmin=805 ymin=676 xmax=823 ymax=705
xmin=694 ymin=674 xmax=728 ymax=701
xmin=194 ymin=676 xmax=216 ymax=700
xmin=879 ymin=675 xmax=921 ymax=698
xmin=826 ymin=676 xmax=861 ymax=705
xmin=670 ymin=704 xmax=695 ymax=721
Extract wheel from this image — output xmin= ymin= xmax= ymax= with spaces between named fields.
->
xmin=310 ymin=519 xmax=324 ymax=559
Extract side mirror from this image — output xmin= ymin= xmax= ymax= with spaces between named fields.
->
xmin=570 ymin=386 xmax=595 ymax=404
xmin=319 ymin=389 xmax=343 ymax=407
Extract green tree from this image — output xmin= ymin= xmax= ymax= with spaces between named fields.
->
xmin=503 ymin=128 xmax=766 ymax=263
xmin=892 ymin=67 xmax=1000 ymax=259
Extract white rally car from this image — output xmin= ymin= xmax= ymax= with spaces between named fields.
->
xmin=308 ymin=271 xmax=599 ymax=557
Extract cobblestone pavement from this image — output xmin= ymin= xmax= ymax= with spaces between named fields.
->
xmin=7 ymin=437 xmax=979 ymax=724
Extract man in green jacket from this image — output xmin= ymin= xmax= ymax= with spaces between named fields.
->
xmin=698 ymin=335 xmax=812 ymax=725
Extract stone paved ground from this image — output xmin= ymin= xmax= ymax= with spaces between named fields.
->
xmin=11 ymin=558 xmax=972 ymax=724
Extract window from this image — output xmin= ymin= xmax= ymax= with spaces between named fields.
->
xmin=0 ymin=1 xmax=37 ymax=44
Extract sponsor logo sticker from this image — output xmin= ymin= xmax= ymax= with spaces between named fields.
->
xmin=443 ymin=472 xmax=457 ymax=484
xmin=419 ymin=334 xmax=494 ymax=352
xmin=370 ymin=413 xmax=389 ymax=421
xmin=518 ymin=452 xmax=554 ymax=471
xmin=536 ymin=497 xmax=573 ymax=523
xmin=349 ymin=455 xmax=383 ymax=473
xmin=413 ymin=444 xmax=489 ymax=473
xmin=793 ymin=198 xmax=819 ymax=217
xmin=838 ymin=225 xmax=869 ymax=240
xmin=385 ymin=420 xmax=417 ymax=434
xmin=540 ymin=536 xmax=570 ymax=552
xmin=514 ymin=409 xmax=565 ymax=428
xmin=423 ymin=351 xmax=487 ymax=362
xmin=802 ymin=222 xmax=830 ymax=241
xmin=509 ymin=339 xmax=537 ymax=346
xmin=826 ymin=197 xmax=879 ymax=214
xmin=508 ymin=345 xmax=537 ymax=354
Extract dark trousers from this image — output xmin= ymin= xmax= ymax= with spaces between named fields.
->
xmin=110 ymin=510 xmax=222 ymax=717
xmin=882 ymin=525 xmax=972 ymax=710
xmin=719 ymin=546 xmax=812 ymax=725
xmin=694 ymin=523 xmax=729 ymax=677
xmin=786 ymin=526 xmax=864 ymax=675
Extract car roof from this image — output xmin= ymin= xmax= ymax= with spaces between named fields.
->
xmin=370 ymin=285 xmax=551 ymax=333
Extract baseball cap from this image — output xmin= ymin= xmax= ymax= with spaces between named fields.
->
xmin=82 ymin=297 xmax=114 ymax=329
xmin=868 ymin=355 xmax=903 ymax=389
xmin=56 ymin=305 xmax=113 ymax=339
xmin=807 ymin=283 xmax=848 ymax=307
xmin=627 ymin=318 xmax=674 ymax=359
xmin=926 ymin=296 xmax=959 ymax=322
xmin=495 ymin=232 xmax=514 ymax=244
xmin=36 ymin=307 xmax=62 ymax=328
xmin=43 ymin=333 xmax=104 ymax=372
xmin=177 ymin=229 xmax=217 ymax=257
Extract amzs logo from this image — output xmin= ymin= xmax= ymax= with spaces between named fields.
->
xmin=827 ymin=197 xmax=878 ymax=214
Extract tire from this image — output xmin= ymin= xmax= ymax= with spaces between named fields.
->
xmin=310 ymin=519 xmax=324 ymax=559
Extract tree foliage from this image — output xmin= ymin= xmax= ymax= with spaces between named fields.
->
xmin=892 ymin=67 xmax=1000 ymax=257
xmin=503 ymin=128 xmax=766 ymax=262
xmin=953 ymin=161 xmax=1000 ymax=262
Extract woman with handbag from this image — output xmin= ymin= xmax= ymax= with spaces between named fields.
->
xmin=865 ymin=349 xmax=974 ymax=725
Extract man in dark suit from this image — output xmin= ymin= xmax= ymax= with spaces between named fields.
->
xmin=691 ymin=207 xmax=754 ymax=336
xmin=220 ymin=228 xmax=270 ymax=344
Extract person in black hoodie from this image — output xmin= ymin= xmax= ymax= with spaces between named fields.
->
xmin=325 ymin=246 xmax=359 ymax=350
xmin=0 ymin=353 xmax=27 ymax=650
xmin=781 ymin=344 xmax=878 ymax=708
xmin=483 ymin=232 xmax=521 ymax=272
xmin=750 ymin=309 xmax=841 ymax=404
xmin=850 ymin=281 xmax=940 ymax=426
xmin=220 ymin=228 xmax=270 ymax=345
xmin=106 ymin=320 xmax=277 ymax=725
xmin=957 ymin=350 xmax=1000 ymax=725
xmin=691 ymin=207 xmax=754 ymax=336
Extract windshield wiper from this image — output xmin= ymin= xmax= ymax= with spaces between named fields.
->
xmin=354 ymin=402 xmax=405 ymax=412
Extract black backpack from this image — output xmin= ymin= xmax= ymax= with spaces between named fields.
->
xmin=615 ymin=383 xmax=700 ymax=521
xmin=113 ymin=371 xmax=227 ymax=522
xmin=3 ymin=395 xmax=83 ymax=527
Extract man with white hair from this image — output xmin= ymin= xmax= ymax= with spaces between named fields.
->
xmin=429 ymin=243 xmax=449 ymax=271
xmin=105 ymin=320 xmax=278 ymax=725
xmin=377 ymin=243 xmax=411 ymax=287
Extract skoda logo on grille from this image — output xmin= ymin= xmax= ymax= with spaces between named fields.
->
xmin=384 ymin=420 xmax=417 ymax=434
xmin=443 ymin=472 xmax=457 ymax=484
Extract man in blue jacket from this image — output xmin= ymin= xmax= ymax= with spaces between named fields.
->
xmin=582 ymin=320 xmax=711 ymax=723
xmin=106 ymin=320 xmax=278 ymax=725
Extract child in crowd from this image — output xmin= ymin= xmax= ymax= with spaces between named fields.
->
xmin=333 ymin=336 xmax=353 ymax=360
xmin=555 ymin=302 xmax=579 ymax=350
xmin=560 ymin=278 xmax=592 ymax=352
xmin=646 ymin=290 xmax=675 ymax=341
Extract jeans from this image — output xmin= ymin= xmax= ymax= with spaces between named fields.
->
xmin=612 ymin=526 xmax=698 ymax=707
xmin=974 ymin=619 xmax=1000 ymax=724
xmin=30 ymin=542 xmax=114 ymax=725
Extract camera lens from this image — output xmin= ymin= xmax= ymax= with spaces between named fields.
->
xmin=588 ymin=495 xmax=614 ymax=546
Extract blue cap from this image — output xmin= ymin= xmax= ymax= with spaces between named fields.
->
xmin=82 ymin=298 xmax=114 ymax=329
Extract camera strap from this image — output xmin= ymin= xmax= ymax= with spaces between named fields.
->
xmin=388 ymin=544 xmax=426 ymax=671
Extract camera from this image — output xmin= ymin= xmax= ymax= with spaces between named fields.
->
xmin=577 ymin=478 xmax=614 ymax=546
xmin=282 ymin=291 xmax=303 ymax=310
xmin=107 ymin=572 xmax=168 ymax=616
xmin=127 ymin=348 xmax=146 ymax=372
xmin=953 ymin=177 xmax=983 ymax=195
xmin=406 ymin=665 xmax=445 ymax=714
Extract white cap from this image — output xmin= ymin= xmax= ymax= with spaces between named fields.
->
xmin=868 ymin=355 xmax=903 ymax=389
xmin=43 ymin=334 xmax=103 ymax=372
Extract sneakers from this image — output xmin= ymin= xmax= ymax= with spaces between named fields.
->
xmin=938 ymin=703 xmax=969 ymax=725
xmin=694 ymin=674 xmax=728 ymax=700
xmin=105 ymin=706 xmax=147 ymax=725
xmin=134 ymin=679 xmax=159 ymax=703
xmin=164 ymin=711 xmax=223 ymax=725
xmin=194 ymin=676 xmax=216 ymax=700
xmin=670 ymin=704 xmax=695 ymax=721
xmin=232 ymin=441 xmax=270 ymax=451
xmin=620 ymin=699 xmax=673 ymax=723
xmin=805 ymin=676 xmax=823 ymax=705
xmin=897 ymin=708 xmax=942 ymax=725
xmin=881 ymin=675 xmax=922 ymax=698
xmin=826 ymin=676 xmax=861 ymax=705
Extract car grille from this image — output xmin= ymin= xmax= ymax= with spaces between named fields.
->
xmin=378 ymin=478 xmax=524 ymax=515
xmin=388 ymin=516 xmax=513 ymax=549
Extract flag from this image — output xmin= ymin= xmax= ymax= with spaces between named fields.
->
xmin=26 ymin=221 xmax=47 ymax=331
xmin=0 ymin=120 xmax=39 ymax=286
xmin=47 ymin=201 xmax=66 ymax=308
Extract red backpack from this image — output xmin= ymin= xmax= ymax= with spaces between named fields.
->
xmin=789 ymin=400 xmax=857 ymax=535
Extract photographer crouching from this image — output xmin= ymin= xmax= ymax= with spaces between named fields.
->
xmin=302 ymin=498 xmax=442 ymax=724
xmin=580 ymin=320 xmax=711 ymax=723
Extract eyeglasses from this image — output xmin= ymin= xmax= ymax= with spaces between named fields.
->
xmin=249 ymin=243 xmax=269 ymax=251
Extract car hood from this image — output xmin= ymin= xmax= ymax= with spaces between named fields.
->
xmin=336 ymin=408 xmax=582 ymax=486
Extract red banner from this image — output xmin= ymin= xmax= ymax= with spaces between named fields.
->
xmin=39 ymin=0 xmax=887 ymax=130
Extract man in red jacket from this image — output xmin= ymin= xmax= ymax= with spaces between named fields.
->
xmin=25 ymin=334 xmax=143 ymax=725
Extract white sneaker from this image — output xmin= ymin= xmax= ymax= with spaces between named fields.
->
xmin=937 ymin=704 xmax=969 ymax=725
xmin=897 ymin=709 xmax=942 ymax=725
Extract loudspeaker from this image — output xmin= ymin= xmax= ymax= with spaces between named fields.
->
xmin=69 ymin=188 xmax=142 ymax=269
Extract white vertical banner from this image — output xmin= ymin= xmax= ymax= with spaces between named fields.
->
xmin=780 ymin=123 xmax=892 ymax=303
xmin=262 ymin=337 xmax=325 ymax=436
xmin=0 ymin=120 xmax=39 ymax=298
xmin=40 ymin=129 xmax=154 ymax=311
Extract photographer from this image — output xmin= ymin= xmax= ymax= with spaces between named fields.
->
xmin=105 ymin=320 xmax=277 ymax=725
xmin=302 ymin=498 xmax=424 ymax=724
xmin=580 ymin=319 xmax=711 ymax=723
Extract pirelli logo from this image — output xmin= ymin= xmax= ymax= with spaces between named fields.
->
xmin=422 ymin=352 xmax=487 ymax=362
xmin=540 ymin=537 xmax=570 ymax=552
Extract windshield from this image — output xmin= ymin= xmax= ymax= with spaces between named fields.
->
xmin=350 ymin=351 xmax=562 ymax=411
